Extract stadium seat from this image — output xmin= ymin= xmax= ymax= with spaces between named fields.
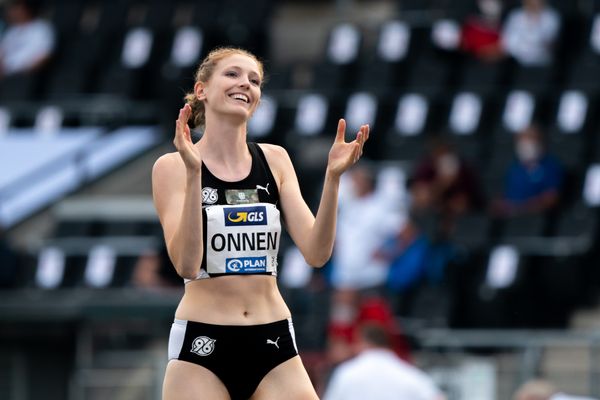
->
xmin=546 ymin=90 xmax=596 ymax=171
xmin=48 ymin=0 xmax=85 ymax=38
xmin=457 ymin=57 xmax=510 ymax=96
xmin=562 ymin=13 xmax=600 ymax=92
xmin=451 ymin=245 xmax=537 ymax=328
xmin=354 ymin=20 xmax=418 ymax=94
xmin=248 ymin=93 xmax=287 ymax=145
xmin=497 ymin=213 xmax=549 ymax=246
xmin=510 ymin=64 xmax=558 ymax=94
xmin=94 ymin=27 xmax=158 ymax=99
xmin=42 ymin=2 xmax=124 ymax=99
xmin=53 ymin=220 xmax=92 ymax=238
xmin=450 ymin=211 xmax=492 ymax=252
xmin=442 ymin=90 xmax=500 ymax=163
xmin=284 ymin=92 xmax=342 ymax=204
xmin=488 ymin=90 xmax=546 ymax=160
xmin=310 ymin=22 xmax=362 ymax=94
xmin=403 ymin=21 xmax=461 ymax=97
xmin=83 ymin=244 xmax=117 ymax=288
xmin=111 ymin=255 xmax=139 ymax=287
xmin=553 ymin=202 xmax=598 ymax=248
xmin=529 ymin=254 xmax=586 ymax=328
xmin=582 ymin=163 xmax=600 ymax=207
xmin=0 ymin=74 xmax=39 ymax=102
xmin=43 ymin=252 xmax=87 ymax=289
xmin=481 ymin=144 xmax=512 ymax=201
xmin=379 ymin=92 xmax=443 ymax=162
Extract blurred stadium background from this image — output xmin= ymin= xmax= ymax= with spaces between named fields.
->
xmin=2 ymin=0 xmax=600 ymax=398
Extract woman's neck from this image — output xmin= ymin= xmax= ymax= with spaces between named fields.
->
xmin=198 ymin=118 xmax=250 ymax=169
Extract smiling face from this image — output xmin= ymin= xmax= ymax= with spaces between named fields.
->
xmin=196 ymin=53 xmax=263 ymax=125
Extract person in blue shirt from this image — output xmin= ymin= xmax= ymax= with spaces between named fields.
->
xmin=493 ymin=124 xmax=564 ymax=216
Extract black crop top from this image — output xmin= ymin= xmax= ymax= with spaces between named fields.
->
xmin=184 ymin=142 xmax=281 ymax=282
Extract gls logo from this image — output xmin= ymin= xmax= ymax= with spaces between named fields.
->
xmin=224 ymin=206 xmax=267 ymax=226
xmin=191 ymin=336 xmax=216 ymax=356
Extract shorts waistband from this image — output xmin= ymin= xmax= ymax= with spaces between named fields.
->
xmin=173 ymin=318 xmax=292 ymax=331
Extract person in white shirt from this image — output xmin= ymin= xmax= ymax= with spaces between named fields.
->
xmin=323 ymin=323 xmax=446 ymax=400
xmin=501 ymin=0 xmax=560 ymax=66
xmin=513 ymin=379 xmax=598 ymax=400
xmin=327 ymin=164 xmax=407 ymax=363
xmin=332 ymin=164 xmax=405 ymax=291
xmin=0 ymin=0 xmax=55 ymax=78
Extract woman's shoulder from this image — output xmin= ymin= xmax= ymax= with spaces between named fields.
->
xmin=255 ymin=143 xmax=294 ymax=184
xmin=256 ymin=142 xmax=288 ymax=157
xmin=256 ymin=143 xmax=293 ymax=166
xmin=154 ymin=151 xmax=183 ymax=166
xmin=152 ymin=151 xmax=186 ymax=179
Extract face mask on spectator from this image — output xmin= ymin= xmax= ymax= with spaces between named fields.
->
xmin=524 ymin=0 xmax=544 ymax=14
xmin=436 ymin=154 xmax=459 ymax=178
xmin=478 ymin=0 xmax=502 ymax=20
xmin=516 ymin=139 xmax=541 ymax=162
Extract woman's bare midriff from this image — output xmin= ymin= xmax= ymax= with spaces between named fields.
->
xmin=174 ymin=275 xmax=291 ymax=325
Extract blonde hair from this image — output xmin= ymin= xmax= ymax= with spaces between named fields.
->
xmin=183 ymin=47 xmax=264 ymax=129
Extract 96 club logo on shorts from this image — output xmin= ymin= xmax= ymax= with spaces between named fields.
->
xmin=190 ymin=336 xmax=216 ymax=357
xmin=226 ymin=257 xmax=267 ymax=273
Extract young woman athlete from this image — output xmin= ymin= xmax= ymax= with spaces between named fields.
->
xmin=152 ymin=47 xmax=369 ymax=400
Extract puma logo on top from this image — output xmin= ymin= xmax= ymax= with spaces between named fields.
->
xmin=266 ymin=337 xmax=280 ymax=349
xmin=256 ymin=183 xmax=270 ymax=195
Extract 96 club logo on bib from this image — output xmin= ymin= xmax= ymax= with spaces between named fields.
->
xmin=226 ymin=257 xmax=268 ymax=273
xmin=224 ymin=206 xmax=267 ymax=226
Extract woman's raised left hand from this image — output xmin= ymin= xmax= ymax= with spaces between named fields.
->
xmin=326 ymin=119 xmax=369 ymax=178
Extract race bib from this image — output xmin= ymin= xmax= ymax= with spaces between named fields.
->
xmin=205 ymin=203 xmax=280 ymax=275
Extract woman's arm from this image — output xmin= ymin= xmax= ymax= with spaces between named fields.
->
xmin=152 ymin=105 xmax=203 ymax=279
xmin=263 ymin=119 xmax=369 ymax=267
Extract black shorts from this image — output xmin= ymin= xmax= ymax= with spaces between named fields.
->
xmin=168 ymin=318 xmax=298 ymax=400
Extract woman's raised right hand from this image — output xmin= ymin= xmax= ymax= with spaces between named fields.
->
xmin=174 ymin=104 xmax=202 ymax=172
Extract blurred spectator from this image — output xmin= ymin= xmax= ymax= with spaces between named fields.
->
xmin=0 ymin=228 xmax=17 ymax=288
xmin=0 ymin=0 xmax=55 ymax=78
xmin=331 ymin=164 xmax=404 ymax=291
xmin=374 ymin=216 xmax=455 ymax=324
xmin=374 ymin=219 xmax=429 ymax=294
xmin=131 ymin=246 xmax=181 ymax=290
xmin=280 ymin=245 xmax=314 ymax=289
xmin=327 ymin=294 xmax=412 ymax=366
xmin=409 ymin=139 xmax=484 ymax=217
xmin=460 ymin=0 xmax=505 ymax=62
xmin=501 ymin=0 xmax=561 ymax=66
xmin=513 ymin=378 xmax=598 ymax=400
xmin=327 ymin=164 xmax=407 ymax=364
xmin=353 ymin=297 xmax=411 ymax=361
xmin=323 ymin=322 xmax=445 ymax=400
xmin=492 ymin=124 xmax=564 ymax=216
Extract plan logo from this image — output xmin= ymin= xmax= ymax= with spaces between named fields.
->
xmin=226 ymin=257 xmax=267 ymax=273
xmin=224 ymin=206 xmax=267 ymax=226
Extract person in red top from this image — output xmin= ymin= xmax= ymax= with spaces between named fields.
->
xmin=460 ymin=0 xmax=505 ymax=62
xmin=409 ymin=139 xmax=484 ymax=218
